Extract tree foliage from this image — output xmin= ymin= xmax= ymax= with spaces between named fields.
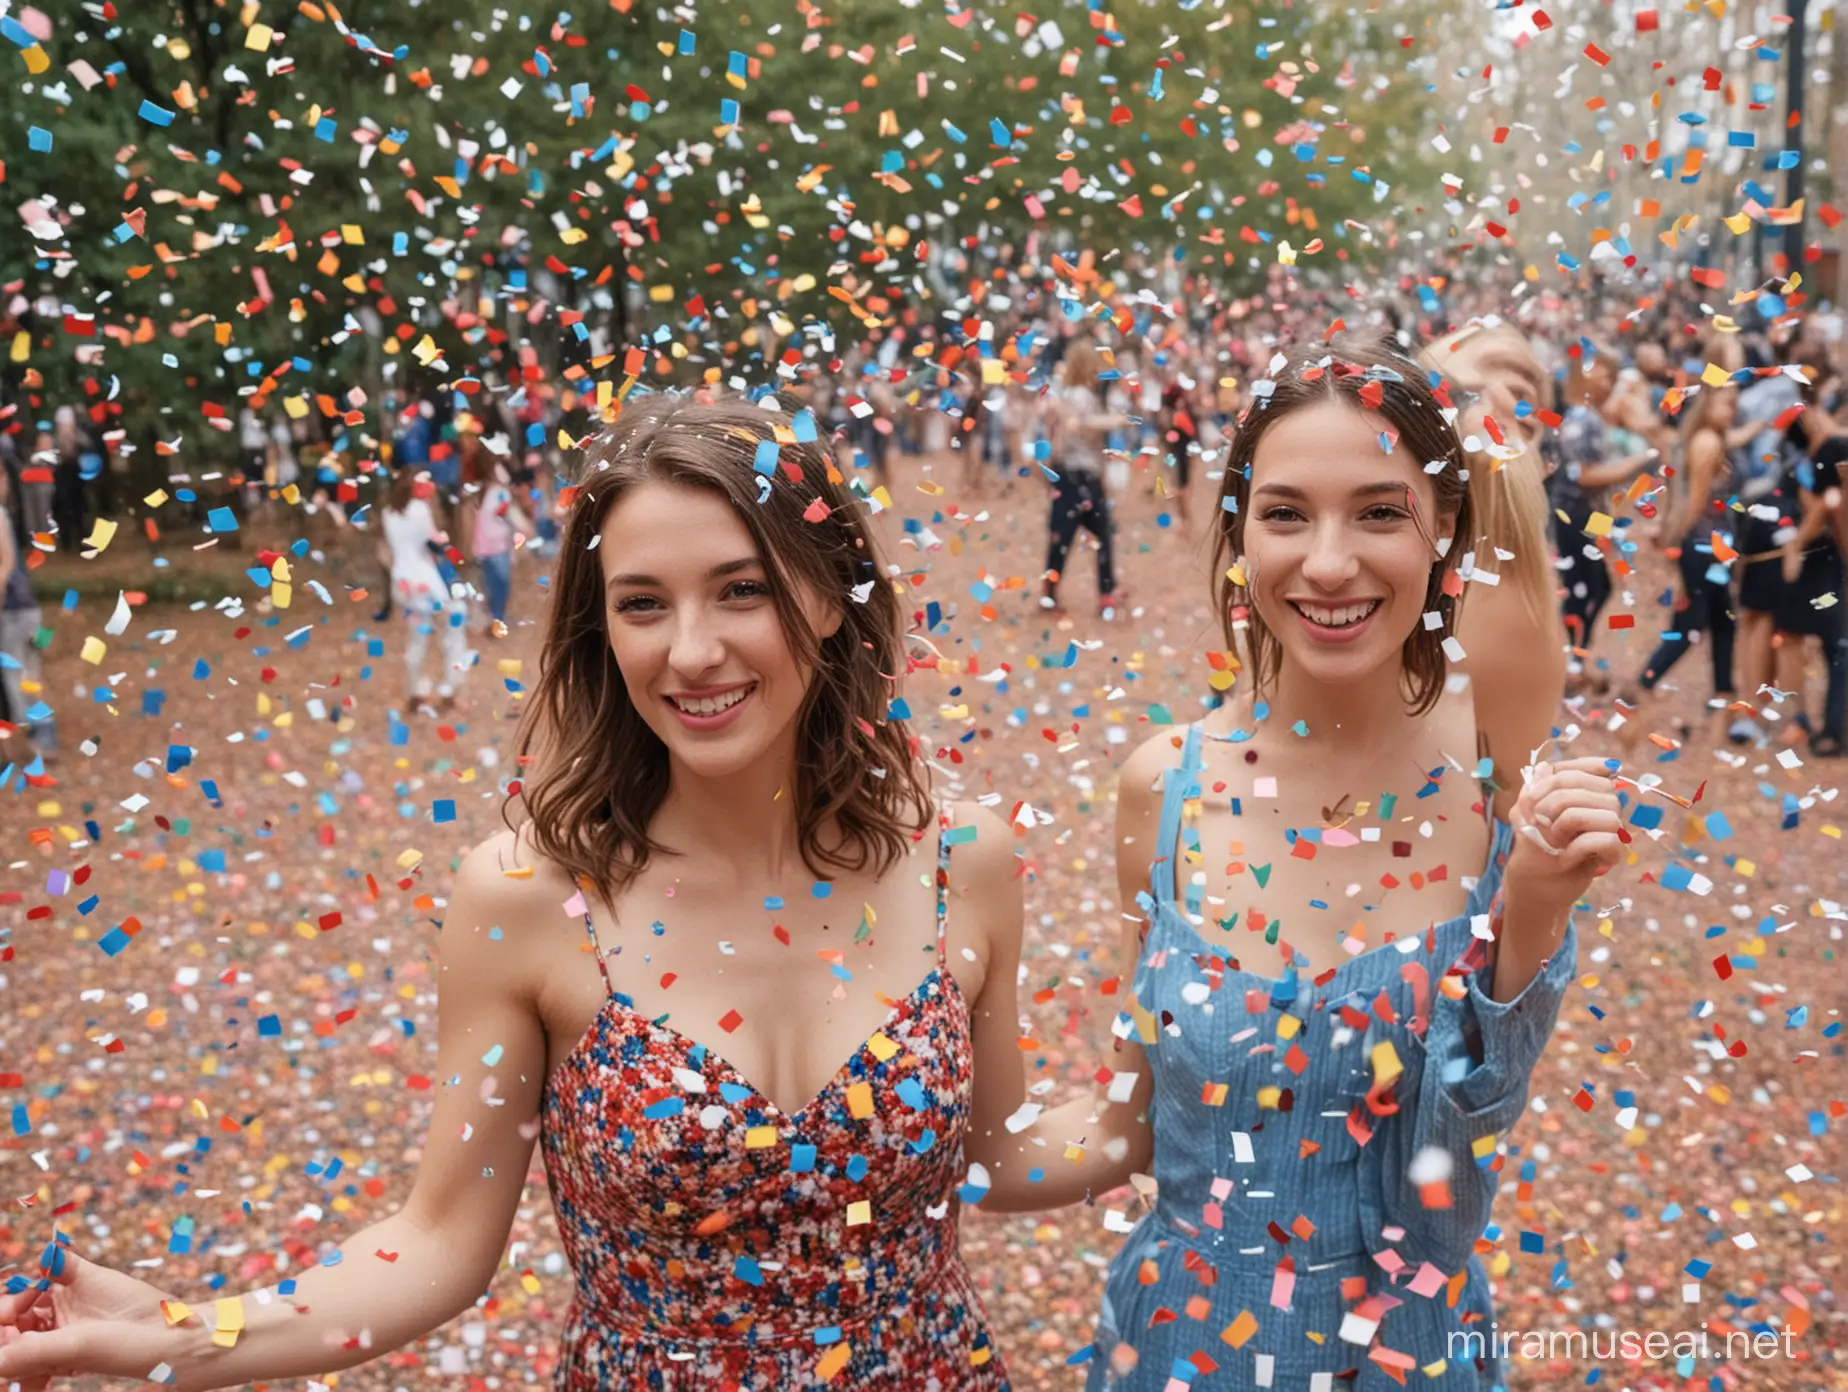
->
xmin=1 ymin=0 xmax=1440 ymax=444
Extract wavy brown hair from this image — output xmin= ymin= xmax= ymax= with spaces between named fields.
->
xmin=1211 ymin=339 xmax=1474 ymax=717
xmin=507 ymin=393 xmax=933 ymax=905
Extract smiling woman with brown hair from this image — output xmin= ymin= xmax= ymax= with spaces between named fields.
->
xmin=973 ymin=342 xmax=1625 ymax=1392
xmin=0 ymin=394 xmax=1035 ymax=1391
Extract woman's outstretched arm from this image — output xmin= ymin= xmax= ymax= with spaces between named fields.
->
xmin=965 ymin=733 xmax=1169 ymax=1212
xmin=0 ymin=832 xmax=556 ymax=1391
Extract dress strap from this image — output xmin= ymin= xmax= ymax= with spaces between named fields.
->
xmin=581 ymin=900 xmax=616 ymax=997
xmin=1149 ymin=723 xmax=1205 ymax=906
xmin=933 ymin=818 xmax=953 ymax=968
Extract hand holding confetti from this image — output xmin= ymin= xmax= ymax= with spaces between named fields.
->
xmin=1491 ymin=755 xmax=1626 ymax=1001
xmin=0 ymin=1232 xmax=190 ymax=1389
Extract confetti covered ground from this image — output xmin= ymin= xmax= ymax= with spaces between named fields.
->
xmin=5 ymin=449 xmax=1842 ymax=1390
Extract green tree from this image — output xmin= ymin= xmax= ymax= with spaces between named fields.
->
xmin=0 ymin=0 xmax=1438 ymax=462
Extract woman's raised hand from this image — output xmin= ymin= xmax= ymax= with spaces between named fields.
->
xmin=0 ymin=1234 xmax=186 ymax=1390
xmin=1503 ymin=755 xmax=1627 ymax=921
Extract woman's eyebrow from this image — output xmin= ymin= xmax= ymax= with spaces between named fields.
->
xmin=605 ymin=557 xmax=762 ymax=589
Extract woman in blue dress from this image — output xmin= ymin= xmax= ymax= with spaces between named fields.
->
xmin=979 ymin=342 xmax=1624 ymax=1389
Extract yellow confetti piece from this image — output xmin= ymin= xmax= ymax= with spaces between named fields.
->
xmin=9 ymin=330 xmax=28 ymax=363
xmin=866 ymin=1032 xmax=900 ymax=1062
xmin=1257 ymin=1086 xmax=1282 ymax=1110
xmin=845 ymin=1081 xmax=875 ymax=1119
xmin=245 ymin=22 xmax=274 ymax=50
xmin=845 ymin=1200 xmax=872 ymax=1227
xmin=1470 ymin=1132 xmax=1499 ymax=1159
xmin=1583 ymin=512 xmax=1613 ymax=538
xmin=1701 ymin=361 xmax=1732 ymax=387
xmin=144 ymin=488 xmax=170 ymax=507
xmin=1275 ymin=1012 xmax=1302 ymax=1041
xmin=79 ymin=636 xmax=106 ymax=664
xmin=1370 ymin=1040 xmax=1403 ymax=1089
xmin=83 ymin=517 xmax=118 ymax=553
xmin=744 ymin=1125 xmax=779 ymax=1149
xmin=815 ymin=1343 xmax=852 ymax=1380
xmin=411 ymin=334 xmax=441 ymax=366
xmin=160 ymin=1299 xmax=194 ymax=1327
xmin=1221 ymin=1309 xmax=1259 ymax=1348
xmin=22 ymin=44 xmax=48 ymax=74
xmin=211 ymin=1296 xmax=244 ymax=1348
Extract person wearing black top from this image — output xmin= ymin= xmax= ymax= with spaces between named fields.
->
xmin=1781 ymin=387 xmax=1848 ymax=756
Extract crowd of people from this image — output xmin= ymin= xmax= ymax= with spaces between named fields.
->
xmin=4 ymin=255 xmax=1844 ymax=750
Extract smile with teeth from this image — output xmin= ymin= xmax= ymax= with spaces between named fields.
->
xmin=667 ymin=684 xmax=755 ymax=716
xmin=1290 ymin=600 xmax=1381 ymax=628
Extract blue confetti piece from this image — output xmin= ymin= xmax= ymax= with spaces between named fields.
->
xmin=138 ymin=100 xmax=176 ymax=126
xmin=27 ymin=126 xmax=51 ymax=153
xmin=433 ymin=799 xmax=457 ymax=823
xmin=257 ymin=1014 xmax=282 ymax=1038
xmin=753 ymin=440 xmax=779 ymax=476
xmin=206 ymin=506 xmax=238 ymax=533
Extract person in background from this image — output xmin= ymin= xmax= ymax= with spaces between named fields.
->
xmin=237 ymin=405 xmax=269 ymax=515
xmin=1157 ymin=348 xmax=1201 ymax=534
xmin=51 ymin=405 xmax=92 ymax=555
xmin=472 ymin=462 xmax=533 ymax=633
xmin=1774 ymin=365 xmax=1846 ymax=756
xmin=266 ymin=413 xmax=299 ymax=502
xmin=1419 ymin=318 xmax=1568 ymax=799
xmin=0 ymin=466 xmax=55 ymax=758
xmin=1549 ymin=348 xmax=1658 ymax=691
xmin=1042 ymin=334 xmax=1130 ymax=619
xmin=1729 ymin=338 xmax=1825 ymax=746
xmin=382 ymin=468 xmax=473 ymax=710
xmin=1626 ymin=382 xmax=1741 ymax=741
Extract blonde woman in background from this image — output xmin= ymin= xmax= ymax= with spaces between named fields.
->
xmin=1420 ymin=319 xmax=1568 ymax=790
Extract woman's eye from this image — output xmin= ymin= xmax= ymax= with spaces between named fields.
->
xmin=612 ymin=595 xmax=661 ymax=615
xmin=724 ymin=579 xmax=771 ymax=601
xmin=1361 ymin=505 xmax=1412 ymax=523
xmin=1259 ymin=506 xmax=1303 ymax=524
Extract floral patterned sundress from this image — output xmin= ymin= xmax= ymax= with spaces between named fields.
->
xmin=538 ymin=824 xmax=1011 ymax=1390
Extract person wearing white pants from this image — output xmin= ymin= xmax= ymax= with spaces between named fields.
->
xmin=382 ymin=471 xmax=474 ymax=703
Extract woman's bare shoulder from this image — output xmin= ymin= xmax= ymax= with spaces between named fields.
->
xmin=448 ymin=827 xmax=587 ymax=929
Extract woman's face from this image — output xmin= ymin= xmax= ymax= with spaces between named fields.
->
xmin=1242 ymin=398 xmax=1451 ymax=691
xmin=599 ymin=481 xmax=838 ymax=782
xmin=1440 ymin=329 xmax=1549 ymax=454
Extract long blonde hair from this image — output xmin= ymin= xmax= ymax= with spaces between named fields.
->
xmin=1420 ymin=324 xmax=1556 ymax=633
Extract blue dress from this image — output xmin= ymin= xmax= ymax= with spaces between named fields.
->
xmin=1088 ymin=724 xmax=1577 ymax=1391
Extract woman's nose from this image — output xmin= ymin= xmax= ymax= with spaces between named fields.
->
xmin=1299 ymin=523 xmax=1362 ymax=587
xmin=669 ymin=610 xmax=726 ymax=673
